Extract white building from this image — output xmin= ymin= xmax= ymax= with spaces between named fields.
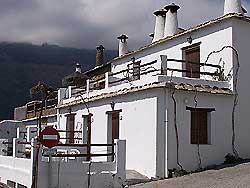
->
xmin=1 ymin=0 xmax=250 ymax=186
xmin=57 ymin=0 xmax=250 ymax=179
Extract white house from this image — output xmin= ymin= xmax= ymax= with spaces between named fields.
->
xmin=1 ymin=0 xmax=250 ymax=186
xmin=57 ymin=0 xmax=250 ymax=179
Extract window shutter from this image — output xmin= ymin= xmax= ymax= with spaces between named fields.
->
xmin=191 ymin=111 xmax=208 ymax=144
xmin=184 ymin=47 xmax=200 ymax=78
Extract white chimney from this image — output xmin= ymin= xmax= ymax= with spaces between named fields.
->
xmin=153 ymin=9 xmax=167 ymax=42
xmin=117 ymin=34 xmax=129 ymax=56
xmin=75 ymin=63 xmax=81 ymax=73
xmin=224 ymin=0 xmax=243 ymax=15
xmin=164 ymin=3 xmax=180 ymax=37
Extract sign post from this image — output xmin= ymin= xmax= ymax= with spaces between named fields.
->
xmin=40 ymin=127 xmax=60 ymax=188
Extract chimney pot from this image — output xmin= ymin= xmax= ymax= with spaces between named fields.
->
xmin=164 ymin=3 xmax=180 ymax=37
xmin=75 ymin=63 xmax=81 ymax=73
xmin=224 ymin=0 xmax=244 ymax=15
xmin=117 ymin=34 xmax=129 ymax=56
xmin=96 ymin=45 xmax=105 ymax=67
xmin=149 ymin=33 xmax=154 ymax=39
xmin=152 ymin=9 xmax=167 ymax=42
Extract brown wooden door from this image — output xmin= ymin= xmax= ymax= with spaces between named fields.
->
xmin=185 ymin=47 xmax=200 ymax=78
xmin=112 ymin=112 xmax=119 ymax=141
xmin=111 ymin=112 xmax=119 ymax=161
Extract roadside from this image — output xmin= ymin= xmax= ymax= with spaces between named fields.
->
xmin=130 ymin=162 xmax=250 ymax=188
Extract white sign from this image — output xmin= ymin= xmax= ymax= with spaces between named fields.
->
xmin=42 ymin=148 xmax=57 ymax=156
xmin=43 ymin=135 xmax=58 ymax=140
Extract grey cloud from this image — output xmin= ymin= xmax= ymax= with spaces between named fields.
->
xmin=0 ymin=0 xmax=249 ymax=50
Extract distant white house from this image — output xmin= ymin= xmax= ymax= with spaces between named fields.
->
xmin=1 ymin=0 xmax=250 ymax=186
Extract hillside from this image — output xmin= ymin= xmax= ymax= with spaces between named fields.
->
xmin=0 ymin=42 xmax=117 ymax=120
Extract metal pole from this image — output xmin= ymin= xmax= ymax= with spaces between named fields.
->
xmin=48 ymin=151 xmax=52 ymax=188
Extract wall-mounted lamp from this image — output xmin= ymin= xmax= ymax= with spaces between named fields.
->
xmin=110 ymin=101 xmax=115 ymax=111
xmin=67 ymin=107 xmax=72 ymax=114
xmin=187 ymin=36 xmax=193 ymax=44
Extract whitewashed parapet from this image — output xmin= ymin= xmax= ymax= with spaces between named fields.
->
xmin=105 ymin=72 xmax=109 ymax=89
xmin=13 ymin=138 xmax=26 ymax=158
xmin=68 ymin=86 xmax=72 ymax=98
xmin=86 ymin=79 xmax=90 ymax=95
xmin=116 ymin=140 xmax=126 ymax=180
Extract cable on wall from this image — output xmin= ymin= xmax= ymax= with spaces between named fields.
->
xmin=169 ymin=70 xmax=184 ymax=170
xmin=171 ymin=89 xmax=184 ymax=170
xmin=193 ymin=87 xmax=202 ymax=170
xmin=204 ymin=46 xmax=240 ymax=159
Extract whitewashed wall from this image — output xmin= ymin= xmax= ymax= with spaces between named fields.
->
xmin=167 ymin=89 xmax=234 ymax=171
xmin=59 ymin=89 xmax=158 ymax=178
xmin=23 ymin=116 xmax=57 ymax=128
xmin=111 ymin=19 xmax=233 ymax=87
xmin=232 ymin=18 xmax=250 ymax=158
xmin=59 ymin=17 xmax=250 ymax=178
xmin=0 ymin=156 xmax=32 ymax=187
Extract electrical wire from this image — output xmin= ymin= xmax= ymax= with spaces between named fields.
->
xmin=171 ymin=89 xmax=183 ymax=170
xmin=169 ymin=70 xmax=184 ymax=170
xmin=193 ymin=87 xmax=202 ymax=170
xmin=204 ymin=46 xmax=240 ymax=158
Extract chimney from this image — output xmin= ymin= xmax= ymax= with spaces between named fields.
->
xmin=117 ymin=34 xmax=129 ymax=56
xmin=224 ymin=0 xmax=243 ymax=15
xmin=164 ymin=3 xmax=180 ymax=37
xmin=75 ymin=63 xmax=81 ymax=73
xmin=96 ymin=45 xmax=105 ymax=67
xmin=153 ymin=9 xmax=167 ymax=42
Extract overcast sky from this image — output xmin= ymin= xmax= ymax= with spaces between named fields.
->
xmin=0 ymin=0 xmax=249 ymax=50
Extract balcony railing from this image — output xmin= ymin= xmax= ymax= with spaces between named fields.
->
xmin=67 ymin=56 xmax=224 ymax=99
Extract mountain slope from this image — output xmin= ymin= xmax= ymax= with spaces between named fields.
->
xmin=0 ymin=42 xmax=117 ymax=120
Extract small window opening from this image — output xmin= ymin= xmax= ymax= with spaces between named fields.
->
xmin=186 ymin=107 xmax=215 ymax=145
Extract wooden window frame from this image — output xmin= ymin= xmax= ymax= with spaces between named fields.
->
xmin=186 ymin=106 xmax=215 ymax=145
xmin=182 ymin=42 xmax=201 ymax=78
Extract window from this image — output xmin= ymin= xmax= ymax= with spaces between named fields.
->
xmin=182 ymin=43 xmax=201 ymax=78
xmin=112 ymin=112 xmax=119 ymax=139
xmin=82 ymin=115 xmax=92 ymax=145
xmin=133 ymin=61 xmax=141 ymax=80
xmin=65 ymin=113 xmax=76 ymax=144
xmin=17 ymin=183 xmax=27 ymax=188
xmin=106 ymin=110 xmax=122 ymax=161
xmin=41 ymin=117 xmax=48 ymax=129
xmin=186 ymin=107 xmax=215 ymax=145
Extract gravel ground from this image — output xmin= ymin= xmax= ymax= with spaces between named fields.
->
xmin=131 ymin=163 xmax=250 ymax=188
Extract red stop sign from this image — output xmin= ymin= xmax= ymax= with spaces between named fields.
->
xmin=40 ymin=127 xmax=60 ymax=148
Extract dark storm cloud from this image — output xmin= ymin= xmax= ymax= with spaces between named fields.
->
xmin=0 ymin=0 xmax=249 ymax=50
